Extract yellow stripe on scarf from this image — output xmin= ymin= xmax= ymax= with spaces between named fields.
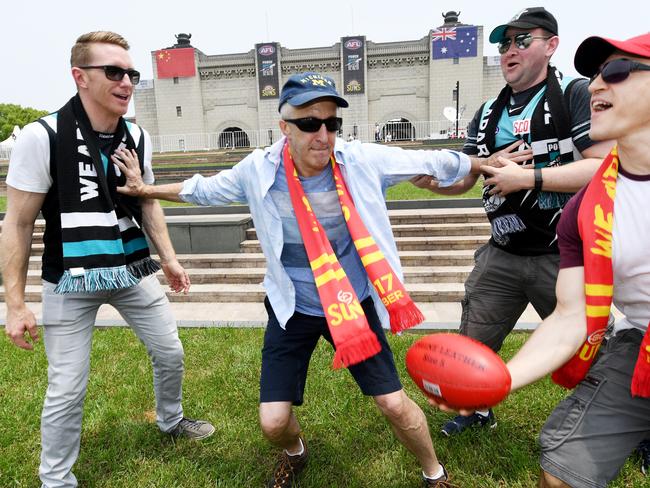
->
xmin=586 ymin=305 xmax=611 ymax=318
xmin=310 ymin=253 xmax=337 ymax=271
xmin=315 ymin=268 xmax=347 ymax=287
xmin=585 ymin=284 xmax=614 ymax=296
xmin=361 ymin=251 xmax=384 ymax=267
xmin=354 ymin=236 xmax=376 ymax=251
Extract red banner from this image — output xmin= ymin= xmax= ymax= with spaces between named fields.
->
xmin=155 ymin=48 xmax=196 ymax=79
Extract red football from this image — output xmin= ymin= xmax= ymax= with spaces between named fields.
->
xmin=405 ymin=333 xmax=511 ymax=409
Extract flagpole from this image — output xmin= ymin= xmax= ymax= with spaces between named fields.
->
xmin=455 ymin=80 xmax=460 ymax=138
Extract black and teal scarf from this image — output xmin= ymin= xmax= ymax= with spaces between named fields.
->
xmin=52 ymin=95 xmax=160 ymax=293
xmin=475 ymin=66 xmax=577 ymax=245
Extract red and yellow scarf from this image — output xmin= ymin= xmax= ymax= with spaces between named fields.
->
xmin=283 ymin=143 xmax=424 ymax=369
xmin=552 ymin=146 xmax=650 ymax=397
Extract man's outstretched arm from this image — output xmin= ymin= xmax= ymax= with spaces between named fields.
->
xmin=507 ymin=266 xmax=588 ymax=391
xmin=482 ymin=140 xmax=613 ymax=196
xmin=113 ymin=148 xmax=184 ymax=201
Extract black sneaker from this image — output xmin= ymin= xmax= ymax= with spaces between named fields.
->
xmin=422 ymin=464 xmax=458 ymax=487
xmin=638 ymin=439 xmax=650 ymax=475
xmin=441 ymin=409 xmax=496 ymax=436
xmin=267 ymin=436 xmax=309 ymax=488
xmin=169 ymin=417 xmax=215 ymax=440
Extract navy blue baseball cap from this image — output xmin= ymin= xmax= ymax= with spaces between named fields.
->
xmin=278 ymin=72 xmax=348 ymax=111
xmin=489 ymin=7 xmax=558 ymax=44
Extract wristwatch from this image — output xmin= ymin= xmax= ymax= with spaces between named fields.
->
xmin=534 ymin=167 xmax=543 ymax=191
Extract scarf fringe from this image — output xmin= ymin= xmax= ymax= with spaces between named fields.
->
xmin=332 ymin=329 xmax=382 ymax=369
xmin=491 ymin=214 xmax=526 ymax=245
xmin=389 ymin=301 xmax=425 ymax=333
xmin=538 ymin=191 xmax=573 ymax=210
xmin=631 ymin=333 xmax=650 ymax=398
xmin=127 ymin=257 xmax=161 ymax=279
xmin=54 ymin=265 xmax=140 ymax=294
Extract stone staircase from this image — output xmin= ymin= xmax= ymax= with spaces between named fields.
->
xmin=1 ymin=208 xmax=490 ymax=306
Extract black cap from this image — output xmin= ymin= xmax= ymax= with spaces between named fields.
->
xmin=489 ymin=7 xmax=558 ymax=44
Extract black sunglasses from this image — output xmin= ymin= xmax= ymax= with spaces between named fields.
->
xmin=283 ymin=116 xmax=343 ymax=133
xmin=591 ymin=58 xmax=650 ymax=84
xmin=497 ymin=33 xmax=552 ymax=54
xmin=78 ymin=65 xmax=141 ymax=84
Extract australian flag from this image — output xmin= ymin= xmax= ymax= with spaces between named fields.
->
xmin=431 ymin=26 xmax=478 ymax=59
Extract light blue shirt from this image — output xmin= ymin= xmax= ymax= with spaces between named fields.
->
xmin=180 ymin=137 xmax=471 ymax=328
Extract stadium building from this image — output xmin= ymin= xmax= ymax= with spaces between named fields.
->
xmin=133 ymin=11 xmax=504 ymax=152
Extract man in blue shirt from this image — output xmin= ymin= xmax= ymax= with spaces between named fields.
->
xmin=115 ymin=71 xmax=483 ymax=487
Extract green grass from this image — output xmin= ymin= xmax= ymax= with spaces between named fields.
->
xmin=0 ymin=329 xmax=643 ymax=487
xmin=0 ymin=196 xmax=5 ymax=212
xmin=386 ymin=180 xmax=483 ymax=200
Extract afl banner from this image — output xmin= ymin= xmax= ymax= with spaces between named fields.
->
xmin=341 ymin=36 xmax=365 ymax=94
xmin=256 ymin=42 xmax=280 ymax=99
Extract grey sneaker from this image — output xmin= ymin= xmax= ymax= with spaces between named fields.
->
xmin=169 ymin=417 xmax=215 ymax=440
xmin=266 ymin=436 xmax=309 ymax=488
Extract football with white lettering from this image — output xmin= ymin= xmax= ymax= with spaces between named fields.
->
xmin=405 ymin=333 xmax=511 ymax=409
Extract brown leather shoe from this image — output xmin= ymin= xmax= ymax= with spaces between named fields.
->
xmin=422 ymin=464 xmax=459 ymax=487
xmin=266 ymin=436 xmax=308 ymax=488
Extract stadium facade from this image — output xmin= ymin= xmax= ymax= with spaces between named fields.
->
xmin=133 ymin=12 xmax=504 ymax=152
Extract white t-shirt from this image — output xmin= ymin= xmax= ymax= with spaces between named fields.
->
xmin=7 ymin=115 xmax=155 ymax=193
xmin=557 ymin=166 xmax=650 ymax=335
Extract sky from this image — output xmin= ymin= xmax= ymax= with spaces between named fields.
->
xmin=3 ymin=0 xmax=649 ymax=117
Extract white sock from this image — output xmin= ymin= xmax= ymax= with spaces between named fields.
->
xmin=423 ymin=465 xmax=445 ymax=481
xmin=476 ymin=409 xmax=490 ymax=417
xmin=285 ymin=437 xmax=304 ymax=457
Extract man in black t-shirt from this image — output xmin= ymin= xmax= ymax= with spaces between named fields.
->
xmin=412 ymin=7 xmax=611 ymax=435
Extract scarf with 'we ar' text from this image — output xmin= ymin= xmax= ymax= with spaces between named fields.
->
xmin=283 ymin=143 xmax=424 ymax=368
xmin=552 ymin=146 xmax=650 ymax=397
xmin=50 ymin=95 xmax=160 ymax=293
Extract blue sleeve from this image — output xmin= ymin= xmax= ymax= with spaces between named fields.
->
xmin=347 ymin=142 xmax=471 ymax=189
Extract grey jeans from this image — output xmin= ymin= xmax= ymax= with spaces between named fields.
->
xmin=460 ymin=243 xmax=560 ymax=352
xmin=540 ymin=328 xmax=650 ymax=488
xmin=39 ymin=275 xmax=184 ymax=488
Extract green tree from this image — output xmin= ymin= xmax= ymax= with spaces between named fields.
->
xmin=0 ymin=103 xmax=49 ymax=141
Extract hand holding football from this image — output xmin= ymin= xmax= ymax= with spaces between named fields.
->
xmin=405 ymin=333 xmax=511 ymax=410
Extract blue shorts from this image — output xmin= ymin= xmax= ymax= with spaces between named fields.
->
xmin=260 ymin=296 xmax=402 ymax=405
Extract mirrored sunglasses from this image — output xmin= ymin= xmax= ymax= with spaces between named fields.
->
xmin=591 ymin=58 xmax=650 ymax=84
xmin=78 ymin=65 xmax=141 ymax=84
xmin=497 ymin=33 xmax=552 ymax=55
xmin=283 ymin=116 xmax=343 ymax=133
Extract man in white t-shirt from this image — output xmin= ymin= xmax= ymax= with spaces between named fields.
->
xmin=1 ymin=31 xmax=214 ymax=488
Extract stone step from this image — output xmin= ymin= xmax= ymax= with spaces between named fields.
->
xmin=1 ymin=282 xmax=467 ymax=304
xmin=24 ymin=265 xmax=474 ymax=286
xmin=25 ymin=250 xmax=478 ymax=271
xmin=387 ymin=208 xmax=488 ymax=225
xmin=1 ymin=209 xmax=488 ymax=232
xmin=245 ymin=222 xmax=491 ymax=240
xmin=240 ymin=235 xmax=487 ymax=253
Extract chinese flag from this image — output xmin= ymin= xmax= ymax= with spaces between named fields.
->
xmin=155 ymin=48 xmax=196 ymax=78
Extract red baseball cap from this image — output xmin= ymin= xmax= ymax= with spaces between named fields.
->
xmin=574 ymin=32 xmax=650 ymax=77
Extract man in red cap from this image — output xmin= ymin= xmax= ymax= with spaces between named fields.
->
xmin=472 ymin=32 xmax=650 ymax=487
